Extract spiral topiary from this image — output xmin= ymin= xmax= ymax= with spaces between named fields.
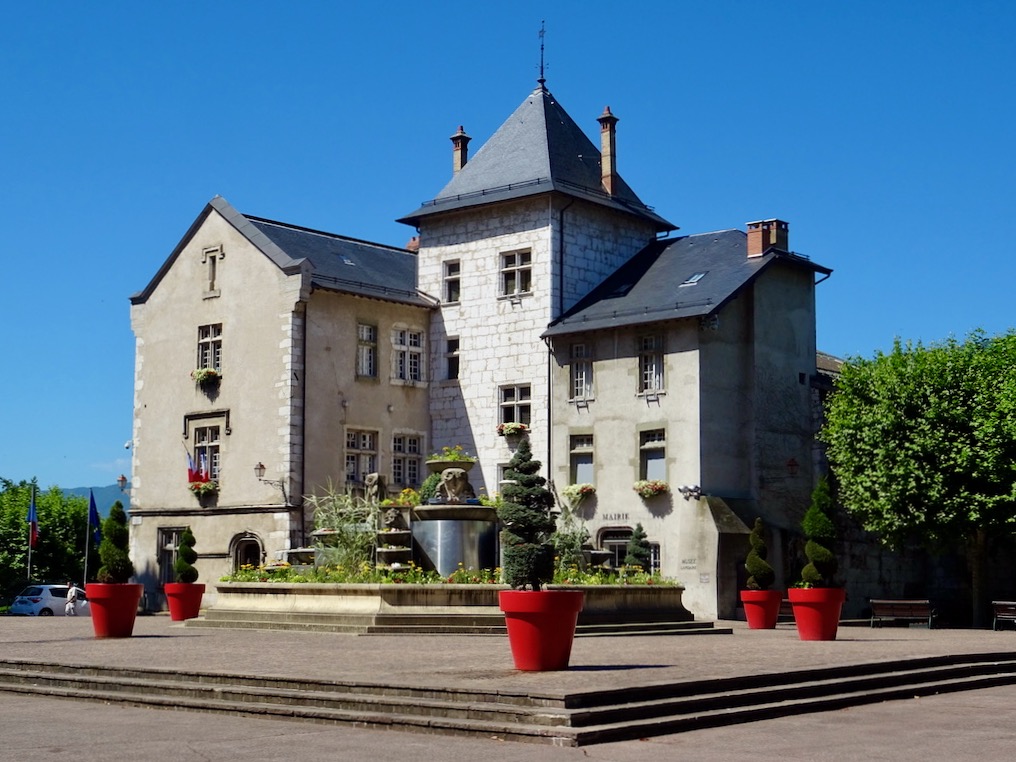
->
xmin=97 ymin=501 xmax=135 ymax=584
xmin=800 ymin=477 xmax=837 ymax=587
xmin=745 ymin=517 xmax=776 ymax=590
xmin=173 ymin=527 xmax=199 ymax=583
xmin=624 ymin=523 xmax=652 ymax=571
xmin=498 ymin=438 xmax=557 ymax=590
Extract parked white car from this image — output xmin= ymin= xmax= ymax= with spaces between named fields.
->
xmin=9 ymin=584 xmax=89 ymax=616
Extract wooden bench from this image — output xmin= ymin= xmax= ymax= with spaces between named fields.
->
xmin=992 ymin=601 xmax=1016 ymax=631
xmin=869 ymin=599 xmax=935 ymax=628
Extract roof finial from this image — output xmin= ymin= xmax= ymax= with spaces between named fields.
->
xmin=537 ymin=20 xmax=547 ymax=91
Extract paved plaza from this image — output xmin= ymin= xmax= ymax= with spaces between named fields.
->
xmin=2 ymin=615 xmax=1016 ymax=760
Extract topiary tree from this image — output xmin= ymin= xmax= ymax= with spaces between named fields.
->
xmin=419 ymin=472 xmax=442 ymax=503
xmin=624 ymin=523 xmax=652 ymax=571
xmin=498 ymin=438 xmax=557 ymax=590
xmin=173 ymin=527 xmax=199 ymax=584
xmin=800 ymin=478 xmax=838 ymax=587
xmin=97 ymin=501 xmax=134 ymax=584
xmin=745 ymin=517 xmax=775 ymax=590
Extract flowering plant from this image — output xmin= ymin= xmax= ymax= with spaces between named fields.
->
xmin=426 ymin=444 xmax=476 ymax=462
xmin=497 ymin=421 xmax=530 ymax=436
xmin=381 ymin=488 xmax=421 ymax=507
xmin=189 ymin=480 xmax=219 ymax=497
xmin=190 ymin=367 xmax=220 ymax=384
xmin=561 ymin=483 xmax=596 ymax=503
xmin=633 ymin=480 xmax=669 ymax=499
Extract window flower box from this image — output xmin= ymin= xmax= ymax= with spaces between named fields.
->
xmin=561 ymin=483 xmax=596 ymax=504
xmin=497 ymin=422 xmax=530 ymax=437
xmin=188 ymin=480 xmax=219 ymax=497
xmin=190 ymin=368 xmax=220 ymax=387
xmin=633 ymin=480 xmax=669 ymax=499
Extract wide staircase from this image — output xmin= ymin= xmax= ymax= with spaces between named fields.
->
xmin=3 ymin=652 xmax=1016 ymax=746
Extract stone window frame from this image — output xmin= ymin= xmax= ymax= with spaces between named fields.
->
xmin=196 ymin=323 xmax=223 ymax=373
xmin=202 ymin=244 xmax=224 ymax=298
xmin=356 ymin=323 xmax=378 ymax=379
xmin=158 ymin=527 xmax=189 ymax=586
xmin=443 ymin=260 xmax=461 ymax=304
xmin=445 ymin=337 xmax=460 ymax=381
xmin=569 ymin=433 xmax=594 ymax=485
xmin=638 ymin=334 xmax=665 ymax=395
xmin=391 ymin=326 xmax=425 ymax=385
xmin=193 ymin=424 xmax=221 ymax=482
xmin=345 ymin=429 xmax=378 ymax=486
xmin=499 ymin=383 xmax=532 ymax=426
xmin=638 ymin=427 xmax=667 ymax=482
xmin=391 ymin=433 xmax=424 ymax=489
xmin=499 ymin=248 xmax=532 ymax=299
xmin=569 ymin=342 xmax=594 ymax=401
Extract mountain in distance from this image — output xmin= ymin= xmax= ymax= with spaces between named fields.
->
xmin=63 ymin=484 xmax=129 ymax=517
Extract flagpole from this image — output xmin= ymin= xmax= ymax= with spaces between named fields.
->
xmin=83 ymin=491 xmax=90 ymax=587
xmin=26 ymin=486 xmax=33 ymax=581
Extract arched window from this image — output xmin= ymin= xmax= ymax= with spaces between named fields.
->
xmin=231 ymin=533 xmax=263 ymax=571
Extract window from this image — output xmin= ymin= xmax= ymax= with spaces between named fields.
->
xmin=196 ymin=324 xmax=222 ymax=372
xmin=500 ymin=384 xmax=531 ymax=426
xmin=345 ymin=430 xmax=377 ymax=485
xmin=599 ymin=528 xmax=661 ymax=572
xmin=569 ymin=343 xmax=593 ymax=400
xmin=500 ymin=249 xmax=532 ymax=297
xmin=158 ymin=527 xmax=188 ymax=586
xmin=638 ymin=335 xmax=664 ymax=393
xmin=357 ymin=324 xmax=377 ymax=378
xmin=570 ymin=434 xmax=594 ymax=484
xmin=392 ymin=435 xmax=422 ymax=488
xmin=194 ymin=425 xmax=221 ymax=481
xmin=202 ymin=245 xmax=223 ymax=293
xmin=393 ymin=329 xmax=424 ymax=382
xmin=639 ymin=429 xmax=666 ymax=482
xmin=445 ymin=337 xmax=460 ymax=380
xmin=680 ymin=271 xmax=707 ymax=286
xmin=443 ymin=260 xmax=461 ymax=303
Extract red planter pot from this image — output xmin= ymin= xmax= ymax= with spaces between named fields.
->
xmin=788 ymin=587 xmax=846 ymax=641
xmin=164 ymin=583 xmax=206 ymax=621
xmin=85 ymin=583 xmax=144 ymax=638
xmin=740 ymin=589 xmax=783 ymax=630
xmin=499 ymin=590 xmax=585 ymax=671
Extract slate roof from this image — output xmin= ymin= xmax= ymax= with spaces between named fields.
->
xmin=131 ymin=197 xmax=432 ymax=308
xmin=398 ymin=85 xmax=675 ymax=232
xmin=542 ymin=229 xmax=832 ymax=338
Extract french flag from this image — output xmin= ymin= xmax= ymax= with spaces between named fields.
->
xmin=187 ymin=452 xmax=198 ymax=482
xmin=25 ymin=490 xmax=38 ymax=549
xmin=197 ymin=452 xmax=210 ymax=483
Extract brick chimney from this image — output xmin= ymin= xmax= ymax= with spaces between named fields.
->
xmin=597 ymin=106 xmax=619 ymax=195
xmin=746 ymin=219 xmax=789 ymax=257
xmin=451 ymin=125 xmax=471 ymax=174
xmin=406 ymin=235 xmax=420 ymax=253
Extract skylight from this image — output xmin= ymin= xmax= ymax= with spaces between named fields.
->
xmin=680 ymin=272 xmax=707 ymax=287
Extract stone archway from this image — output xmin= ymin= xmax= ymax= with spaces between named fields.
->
xmin=230 ymin=532 xmax=264 ymax=571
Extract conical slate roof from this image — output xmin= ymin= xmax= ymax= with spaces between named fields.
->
xmin=398 ymin=84 xmax=674 ymax=231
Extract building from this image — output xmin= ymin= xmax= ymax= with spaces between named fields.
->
xmin=128 ymin=79 xmax=831 ymax=619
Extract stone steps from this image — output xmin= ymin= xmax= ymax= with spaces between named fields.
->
xmin=188 ymin=610 xmax=725 ymax=637
xmin=3 ymin=652 xmax=1016 ymax=746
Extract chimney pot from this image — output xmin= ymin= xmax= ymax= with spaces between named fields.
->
xmin=746 ymin=219 xmax=789 ymax=257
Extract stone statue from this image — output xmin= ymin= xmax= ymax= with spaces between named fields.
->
xmin=434 ymin=467 xmax=476 ymax=504
xmin=365 ymin=472 xmax=387 ymax=504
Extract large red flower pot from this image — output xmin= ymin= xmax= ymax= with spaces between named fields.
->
xmin=788 ymin=587 xmax=846 ymax=641
xmin=164 ymin=583 xmax=206 ymax=621
xmin=499 ymin=590 xmax=585 ymax=671
xmin=740 ymin=589 xmax=783 ymax=630
xmin=86 ymin=583 xmax=144 ymax=638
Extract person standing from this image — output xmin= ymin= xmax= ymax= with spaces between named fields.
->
xmin=65 ymin=582 xmax=78 ymax=616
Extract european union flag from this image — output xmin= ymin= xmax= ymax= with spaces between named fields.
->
xmin=88 ymin=490 xmax=102 ymax=545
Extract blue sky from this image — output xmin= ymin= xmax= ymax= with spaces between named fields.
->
xmin=2 ymin=1 xmax=1014 ymax=489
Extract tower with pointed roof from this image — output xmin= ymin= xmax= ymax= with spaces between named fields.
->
xmin=400 ymin=81 xmax=674 ymax=490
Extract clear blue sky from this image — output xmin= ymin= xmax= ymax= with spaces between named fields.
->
xmin=2 ymin=1 xmax=1013 ymax=490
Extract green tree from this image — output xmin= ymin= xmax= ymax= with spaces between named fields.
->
xmin=0 ymin=479 xmax=91 ymax=600
xmin=821 ymin=331 xmax=1016 ymax=624
xmin=97 ymin=500 xmax=134 ymax=583
xmin=624 ymin=523 xmax=651 ymax=571
xmin=745 ymin=517 xmax=775 ymax=590
xmin=499 ymin=439 xmax=556 ymax=590
xmin=174 ymin=527 xmax=199 ymax=583
xmin=800 ymin=478 xmax=838 ymax=587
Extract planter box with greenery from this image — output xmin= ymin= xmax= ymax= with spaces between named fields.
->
xmin=164 ymin=526 xmax=204 ymax=621
xmin=86 ymin=501 xmax=143 ymax=638
xmin=498 ymin=439 xmax=584 ymax=671
xmin=789 ymin=478 xmax=845 ymax=641
xmin=740 ymin=517 xmax=782 ymax=629
xmin=425 ymin=444 xmax=477 ymax=474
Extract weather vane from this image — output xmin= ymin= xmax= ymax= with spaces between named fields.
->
xmin=537 ymin=20 xmax=547 ymax=88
